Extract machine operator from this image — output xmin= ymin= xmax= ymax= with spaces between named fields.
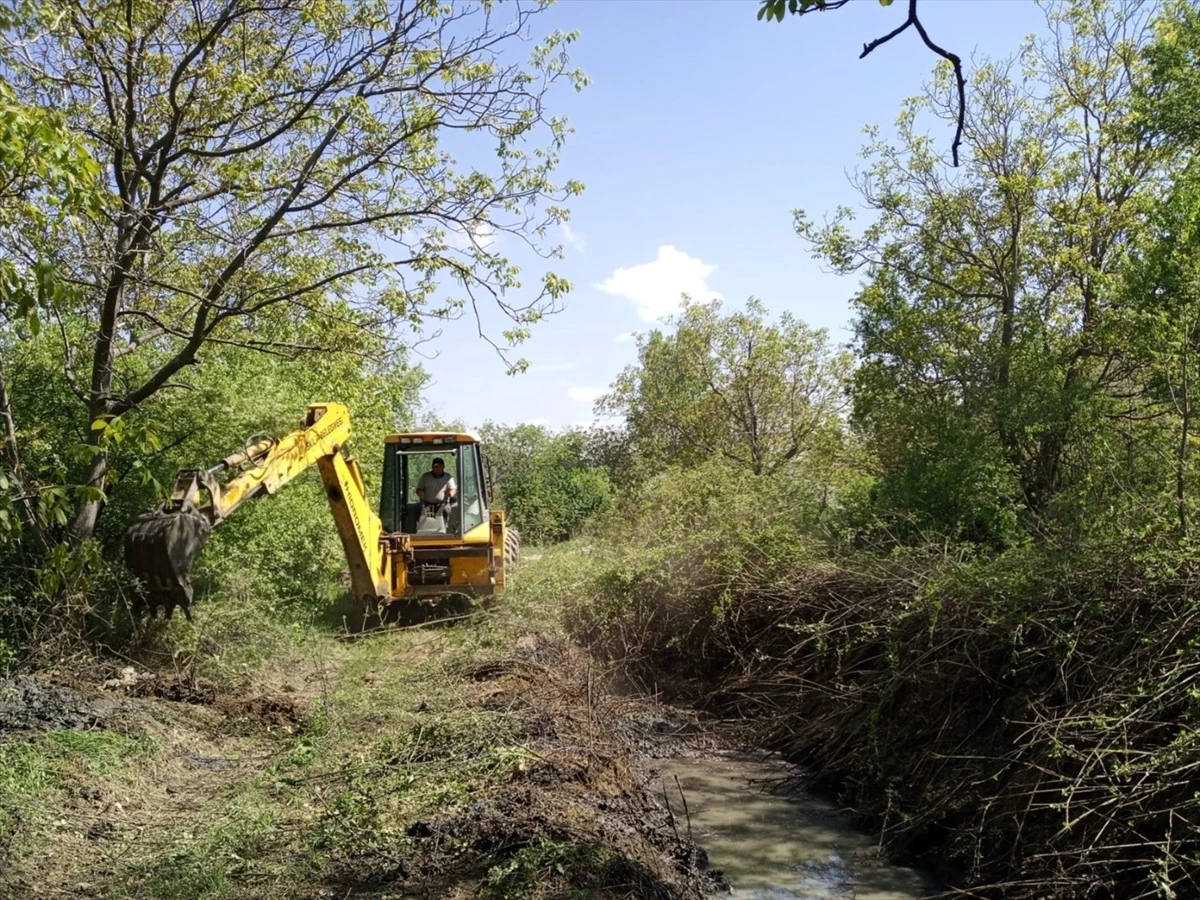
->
xmin=416 ymin=457 xmax=457 ymax=510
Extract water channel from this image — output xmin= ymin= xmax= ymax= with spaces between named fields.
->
xmin=654 ymin=752 xmax=939 ymax=899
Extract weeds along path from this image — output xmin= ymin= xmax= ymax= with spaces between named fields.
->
xmin=0 ymin=551 xmax=723 ymax=900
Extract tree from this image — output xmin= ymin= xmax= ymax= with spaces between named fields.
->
xmin=0 ymin=0 xmax=586 ymax=545
xmin=798 ymin=0 xmax=1166 ymax=541
xmin=1136 ymin=0 xmax=1200 ymax=147
xmin=0 ymin=74 xmax=102 ymax=553
xmin=599 ymin=297 xmax=850 ymax=478
xmin=478 ymin=421 xmax=611 ymax=543
xmin=1114 ymin=174 xmax=1200 ymax=538
xmin=579 ymin=423 xmax=639 ymax=491
xmin=1110 ymin=0 xmax=1200 ymax=539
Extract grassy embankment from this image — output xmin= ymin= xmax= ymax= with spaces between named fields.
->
xmin=0 ymin=547 xmax=713 ymax=900
xmin=7 ymin=510 xmax=1196 ymax=900
xmin=559 ymin=509 xmax=1200 ymax=899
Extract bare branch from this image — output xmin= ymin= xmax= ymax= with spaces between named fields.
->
xmin=856 ymin=0 xmax=967 ymax=166
xmin=0 ymin=362 xmax=50 ymax=551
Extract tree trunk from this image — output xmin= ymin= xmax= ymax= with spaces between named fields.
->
xmin=999 ymin=288 xmax=1015 ymax=393
xmin=1022 ymin=364 xmax=1083 ymax=515
xmin=1026 ymin=431 xmax=1065 ymax=514
xmin=72 ymin=226 xmax=127 ymax=545
xmin=997 ymin=285 xmax=1017 ymax=458
xmin=1177 ymin=393 xmax=1189 ymax=537
xmin=1177 ymin=317 xmax=1192 ymax=537
xmin=0 ymin=363 xmax=49 ymax=552
xmin=68 ymin=424 xmax=109 ymax=546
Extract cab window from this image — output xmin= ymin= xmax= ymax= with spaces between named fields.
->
xmin=405 ymin=452 xmax=458 ymax=504
xmin=459 ymin=449 xmax=484 ymax=532
xmin=397 ymin=448 xmax=461 ymax=534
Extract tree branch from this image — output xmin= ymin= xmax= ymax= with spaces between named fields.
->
xmin=0 ymin=362 xmax=50 ymax=552
xmin=50 ymin=304 xmax=88 ymax=402
xmin=857 ymin=0 xmax=966 ymax=166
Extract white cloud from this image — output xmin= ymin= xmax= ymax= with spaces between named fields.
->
xmin=567 ymin=386 xmax=606 ymax=405
xmin=596 ymin=245 xmax=721 ymax=322
xmin=561 ymin=222 xmax=586 ymax=251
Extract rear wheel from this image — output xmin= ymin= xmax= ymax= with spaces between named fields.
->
xmin=504 ymin=527 xmax=520 ymax=566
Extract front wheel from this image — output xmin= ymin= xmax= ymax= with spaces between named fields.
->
xmin=504 ymin=527 xmax=520 ymax=566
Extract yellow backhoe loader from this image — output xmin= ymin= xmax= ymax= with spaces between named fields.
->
xmin=124 ymin=403 xmax=519 ymax=620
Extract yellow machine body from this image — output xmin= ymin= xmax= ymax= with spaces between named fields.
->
xmin=125 ymin=403 xmax=515 ymax=619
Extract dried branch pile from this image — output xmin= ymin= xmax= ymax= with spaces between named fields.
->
xmin=568 ymin=545 xmax=1200 ymax=898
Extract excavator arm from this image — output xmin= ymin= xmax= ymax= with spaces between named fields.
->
xmin=125 ymin=403 xmax=389 ymax=619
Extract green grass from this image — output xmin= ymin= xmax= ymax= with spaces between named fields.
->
xmin=130 ymin=582 xmax=301 ymax=689
xmin=47 ymin=729 xmax=156 ymax=772
xmin=285 ymin=636 xmax=534 ymax=860
xmin=484 ymin=838 xmax=620 ymax=899
xmin=0 ymin=728 xmax=156 ymax=852
xmin=489 ymin=542 xmax=602 ymax=630
xmin=106 ymin=586 xmax=550 ymax=897
xmin=119 ymin=791 xmax=283 ymax=900
xmin=7 ymin=544 xmax=608 ymax=898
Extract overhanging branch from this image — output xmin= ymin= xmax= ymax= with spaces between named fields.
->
xmin=780 ymin=0 xmax=967 ymax=166
xmin=856 ymin=0 xmax=966 ymax=166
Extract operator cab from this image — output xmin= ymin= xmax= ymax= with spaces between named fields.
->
xmin=379 ymin=433 xmax=492 ymax=539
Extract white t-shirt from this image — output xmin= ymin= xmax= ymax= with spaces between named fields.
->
xmin=417 ymin=471 xmax=456 ymax=503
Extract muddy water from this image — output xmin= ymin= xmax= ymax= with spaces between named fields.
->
xmin=654 ymin=753 xmax=937 ymax=899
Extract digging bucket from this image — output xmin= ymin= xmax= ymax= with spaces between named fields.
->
xmin=124 ymin=507 xmax=213 ymax=620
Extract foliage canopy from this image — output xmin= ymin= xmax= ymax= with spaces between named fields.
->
xmin=0 ymin=0 xmax=586 ymax=543
xmin=599 ymin=297 xmax=850 ymax=479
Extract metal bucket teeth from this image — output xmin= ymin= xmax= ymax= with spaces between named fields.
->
xmin=125 ymin=508 xmax=213 ymax=620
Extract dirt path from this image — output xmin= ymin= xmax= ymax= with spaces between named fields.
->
xmin=0 ymin=604 xmax=729 ymax=899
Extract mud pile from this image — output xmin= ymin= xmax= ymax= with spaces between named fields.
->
xmin=0 ymin=676 xmax=111 ymax=733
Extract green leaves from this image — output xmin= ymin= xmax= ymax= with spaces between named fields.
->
xmin=477 ymin=422 xmax=611 ymax=544
xmin=794 ymin=0 xmax=1173 ymax=545
xmin=601 ymin=297 xmax=849 ymax=478
xmin=757 ymin=0 xmax=892 ymax=23
xmin=0 ymin=80 xmax=102 ymax=333
xmin=1138 ymin=1 xmax=1200 ymax=148
xmin=758 ymin=0 xmax=817 ymax=23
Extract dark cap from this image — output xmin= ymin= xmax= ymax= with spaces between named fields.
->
xmin=432 ymin=457 xmax=444 ymax=466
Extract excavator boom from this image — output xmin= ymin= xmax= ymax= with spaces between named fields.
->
xmin=125 ymin=404 xmax=388 ymax=619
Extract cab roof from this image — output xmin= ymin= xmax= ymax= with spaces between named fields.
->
xmin=384 ymin=431 xmax=480 ymax=445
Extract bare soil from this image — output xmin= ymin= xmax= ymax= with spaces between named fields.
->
xmin=314 ymin=631 xmax=731 ymax=899
xmin=0 ymin=675 xmax=121 ymax=733
xmin=0 ymin=626 xmax=731 ymax=900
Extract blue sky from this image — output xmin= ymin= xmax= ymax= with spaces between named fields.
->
xmin=416 ymin=0 xmax=1049 ymax=432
